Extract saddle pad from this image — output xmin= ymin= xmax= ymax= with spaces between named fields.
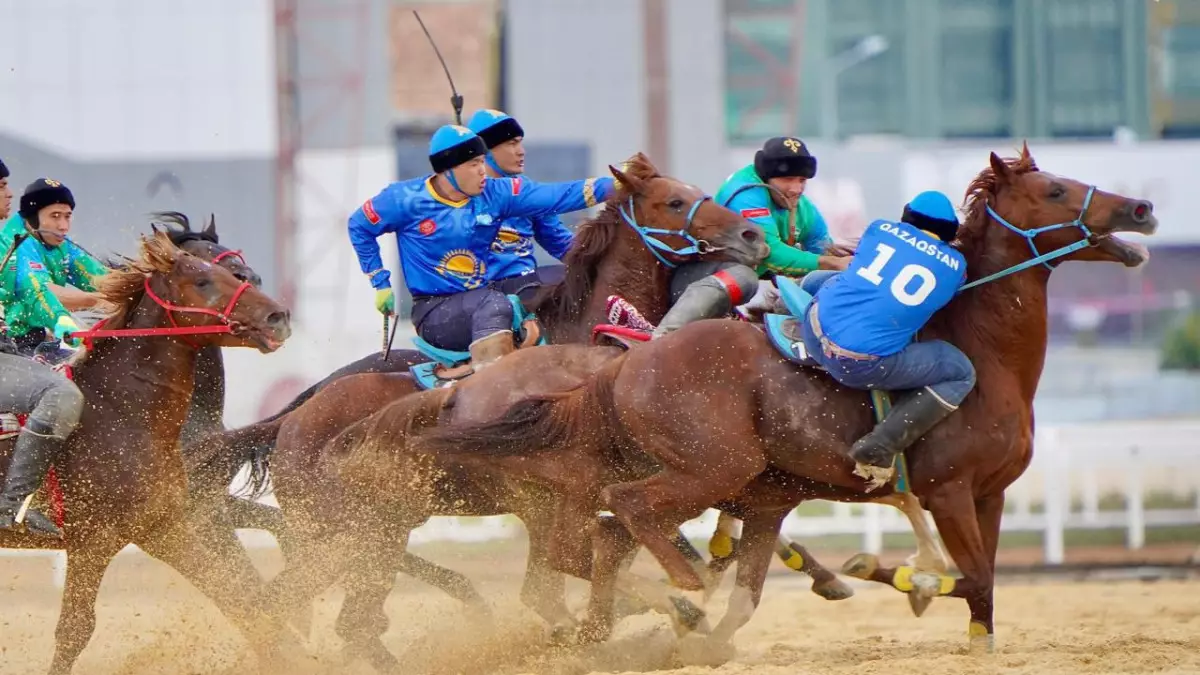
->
xmin=764 ymin=313 xmax=818 ymax=367
xmin=774 ymin=276 xmax=814 ymax=319
xmin=409 ymin=361 xmax=464 ymax=392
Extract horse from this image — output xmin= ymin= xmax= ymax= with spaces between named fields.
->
xmin=187 ymin=155 xmax=798 ymax=669
xmin=409 ymin=144 xmax=1158 ymax=650
xmin=0 ymin=232 xmax=294 ymax=674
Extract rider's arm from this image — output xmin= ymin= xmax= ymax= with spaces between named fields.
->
xmin=725 ymin=188 xmax=821 ymax=275
xmin=530 ymin=213 xmax=575 ymax=261
xmin=347 ymin=186 xmax=403 ymax=291
xmin=12 ymin=244 xmax=73 ymax=329
xmin=487 ymin=176 xmax=615 ymax=221
xmin=61 ymin=239 xmax=108 ymax=292
xmin=49 ymin=284 xmax=103 ymax=311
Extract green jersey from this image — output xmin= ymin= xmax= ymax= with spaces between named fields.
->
xmin=714 ymin=164 xmax=832 ymax=276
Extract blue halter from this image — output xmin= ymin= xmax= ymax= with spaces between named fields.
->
xmin=959 ymin=185 xmax=1097 ymax=291
xmin=617 ymin=194 xmax=713 ymax=269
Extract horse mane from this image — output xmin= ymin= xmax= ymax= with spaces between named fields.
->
xmin=526 ymin=153 xmax=660 ymax=327
xmin=151 ymin=211 xmax=219 ymax=245
xmin=94 ymin=231 xmax=183 ymax=331
xmin=954 ymin=146 xmax=1039 ymax=268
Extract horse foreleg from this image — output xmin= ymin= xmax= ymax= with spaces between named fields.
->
xmin=133 ymin=518 xmax=289 ymax=668
xmin=841 ymin=486 xmax=997 ymax=653
xmin=50 ymin=540 xmax=122 ymax=675
xmin=706 ymin=509 xmax=786 ymax=646
xmin=875 ymin=491 xmax=950 ymax=573
xmin=518 ymin=508 xmax=575 ymax=639
xmin=333 ymin=528 xmax=418 ymax=674
xmin=577 ymin=514 xmax=642 ymax=643
xmin=772 ymin=534 xmax=855 ymax=601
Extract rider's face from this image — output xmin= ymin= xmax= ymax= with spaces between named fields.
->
xmin=35 ymin=204 xmax=72 ymax=246
xmin=452 ymin=156 xmax=488 ymax=197
xmin=490 ymin=137 xmax=525 ymax=175
xmin=767 ymin=175 xmax=808 ymax=209
xmin=0 ymin=178 xmax=10 ymax=220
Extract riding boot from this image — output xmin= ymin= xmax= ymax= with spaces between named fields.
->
xmin=651 ymin=283 xmax=733 ymax=339
xmin=468 ymin=330 xmax=516 ymax=372
xmin=848 ymin=387 xmax=957 ymax=469
xmin=0 ymin=422 xmax=66 ymax=539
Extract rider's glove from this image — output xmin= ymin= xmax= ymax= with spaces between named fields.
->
xmin=53 ymin=315 xmax=82 ymax=348
xmin=374 ymin=288 xmax=396 ymax=316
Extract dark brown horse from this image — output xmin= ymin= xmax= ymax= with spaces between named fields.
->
xmin=0 ymin=232 xmax=293 ymax=674
xmin=201 ymin=156 xmax=777 ymax=669
xmin=411 ymin=145 xmax=1157 ymax=650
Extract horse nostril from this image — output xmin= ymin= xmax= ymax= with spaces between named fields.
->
xmin=741 ymin=227 xmax=762 ymax=244
xmin=1130 ymin=200 xmax=1153 ymax=223
xmin=266 ymin=311 xmax=288 ymax=328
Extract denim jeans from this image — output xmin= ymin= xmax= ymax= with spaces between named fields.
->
xmin=800 ymin=304 xmax=976 ymax=406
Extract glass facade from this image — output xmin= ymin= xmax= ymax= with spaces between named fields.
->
xmin=723 ymin=0 xmax=1178 ymax=142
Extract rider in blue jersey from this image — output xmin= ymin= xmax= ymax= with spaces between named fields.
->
xmin=466 ymin=109 xmax=573 ymax=303
xmin=800 ymin=191 xmax=975 ymax=471
xmin=348 ymin=124 xmax=614 ymax=371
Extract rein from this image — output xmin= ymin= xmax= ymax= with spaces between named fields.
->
xmin=68 ymin=276 xmax=253 ymax=348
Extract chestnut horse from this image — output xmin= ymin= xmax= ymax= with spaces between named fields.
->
xmin=411 ymin=146 xmax=1157 ymax=649
xmin=191 ymin=156 xmax=777 ymax=669
xmin=0 ymin=233 xmax=293 ymax=674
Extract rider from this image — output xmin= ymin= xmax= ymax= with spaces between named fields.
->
xmin=348 ymin=124 xmax=615 ymax=371
xmin=799 ymin=190 xmax=975 ymax=474
xmin=465 ymin=108 xmax=574 ymax=303
xmin=1 ymin=179 xmax=109 ymax=357
xmin=648 ymin=136 xmax=845 ymax=338
xmin=0 ymin=175 xmax=92 ymax=539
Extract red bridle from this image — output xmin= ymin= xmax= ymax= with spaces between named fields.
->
xmin=69 ymin=276 xmax=254 ymax=350
xmin=210 ymin=249 xmax=245 ymax=266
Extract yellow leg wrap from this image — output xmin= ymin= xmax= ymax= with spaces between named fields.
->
xmin=891 ymin=566 xmax=957 ymax=595
xmin=709 ymin=532 xmax=734 ymax=559
xmin=968 ymin=621 xmax=989 ymax=637
xmin=777 ymin=545 xmax=805 ymax=571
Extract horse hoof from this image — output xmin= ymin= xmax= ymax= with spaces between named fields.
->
xmin=841 ymin=553 xmax=879 ymax=580
xmin=907 ymin=571 xmax=940 ymax=617
xmin=669 ymin=596 xmax=711 ymax=637
xmin=613 ymin=594 xmax=653 ymax=619
xmin=811 ymin=576 xmax=855 ymax=601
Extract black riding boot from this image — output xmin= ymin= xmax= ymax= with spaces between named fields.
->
xmin=0 ymin=421 xmax=65 ymax=539
xmin=848 ymin=388 xmax=957 ymax=469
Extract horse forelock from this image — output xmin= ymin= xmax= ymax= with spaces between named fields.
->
xmin=94 ymin=232 xmax=183 ymax=330
xmin=956 ymin=148 xmax=1040 ymax=261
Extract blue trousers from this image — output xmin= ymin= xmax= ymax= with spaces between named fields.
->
xmin=411 ymin=265 xmax=564 ymax=352
xmin=799 ymin=271 xmax=976 ymax=406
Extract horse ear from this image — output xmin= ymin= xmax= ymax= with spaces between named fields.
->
xmin=203 ymin=214 xmax=218 ymax=240
xmin=150 ymin=222 xmax=162 ymax=234
xmin=609 ymin=164 xmax=644 ymax=194
xmin=989 ymin=152 xmax=1012 ymax=185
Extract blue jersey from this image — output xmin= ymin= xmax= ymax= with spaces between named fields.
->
xmin=348 ymin=174 xmax=611 ymax=297
xmin=814 ymin=219 xmax=966 ymax=357
xmin=487 ymin=208 xmax=575 ymax=280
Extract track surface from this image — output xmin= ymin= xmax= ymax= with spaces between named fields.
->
xmin=1 ymin=540 xmax=1197 ymax=675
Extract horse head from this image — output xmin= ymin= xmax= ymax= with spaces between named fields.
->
xmin=150 ymin=211 xmax=264 ymax=287
xmin=94 ymin=232 xmax=290 ymax=353
xmin=959 ymin=142 xmax=1157 ymax=274
xmin=608 ymin=152 xmax=767 ymax=269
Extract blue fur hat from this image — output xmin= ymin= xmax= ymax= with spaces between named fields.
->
xmin=0 ymin=157 xmax=8 ymax=179
xmin=467 ymin=109 xmax=525 ymax=149
xmin=902 ymin=191 xmax=960 ymax=241
xmin=428 ymin=125 xmax=488 ymax=173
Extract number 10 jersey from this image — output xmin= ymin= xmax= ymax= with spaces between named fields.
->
xmin=813 ymin=219 xmax=967 ymax=357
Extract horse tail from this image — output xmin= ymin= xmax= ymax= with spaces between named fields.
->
xmin=183 ymin=417 xmax=286 ymax=502
xmin=413 ymin=353 xmax=627 ymax=460
xmin=329 ymin=387 xmax=455 ymax=491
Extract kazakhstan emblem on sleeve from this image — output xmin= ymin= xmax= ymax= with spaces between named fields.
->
xmin=436 ymin=249 xmax=487 ymax=289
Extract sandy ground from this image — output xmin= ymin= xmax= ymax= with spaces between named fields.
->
xmin=1 ymin=540 xmax=1198 ymax=675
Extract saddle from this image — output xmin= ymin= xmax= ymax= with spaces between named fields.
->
xmin=409 ymin=294 xmax=546 ymax=391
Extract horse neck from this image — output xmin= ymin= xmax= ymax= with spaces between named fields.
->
xmin=74 ymin=295 xmax=201 ymax=430
xmin=544 ymin=227 xmax=672 ymax=344
xmin=930 ymin=225 xmax=1052 ymax=403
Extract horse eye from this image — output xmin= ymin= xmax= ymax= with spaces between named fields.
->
xmin=195 ymin=277 xmax=212 ymax=290
xmin=668 ymin=199 xmax=684 ymax=209
xmin=1049 ymin=185 xmax=1066 ymax=199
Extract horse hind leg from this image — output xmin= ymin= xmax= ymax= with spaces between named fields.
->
xmin=773 ymin=534 xmax=855 ymax=601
